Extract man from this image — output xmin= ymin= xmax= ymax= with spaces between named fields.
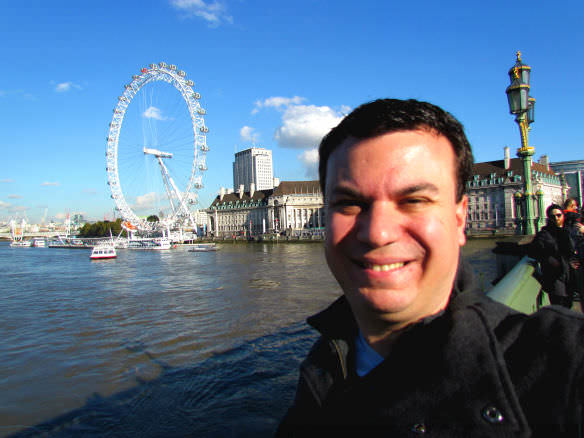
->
xmin=529 ymin=204 xmax=578 ymax=308
xmin=277 ymin=99 xmax=584 ymax=436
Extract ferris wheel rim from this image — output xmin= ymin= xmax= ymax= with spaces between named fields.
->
xmin=106 ymin=62 xmax=208 ymax=231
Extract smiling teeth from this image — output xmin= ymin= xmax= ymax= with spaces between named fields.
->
xmin=368 ymin=262 xmax=405 ymax=272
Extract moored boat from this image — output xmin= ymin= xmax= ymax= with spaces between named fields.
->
xmin=188 ymin=243 xmax=219 ymax=252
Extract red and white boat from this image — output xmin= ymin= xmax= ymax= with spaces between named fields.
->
xmin=90 ymin=243 xmax=117 ymax=260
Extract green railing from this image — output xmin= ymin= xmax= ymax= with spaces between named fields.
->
xmin=487 ymin=256 xmax=549 ymax=314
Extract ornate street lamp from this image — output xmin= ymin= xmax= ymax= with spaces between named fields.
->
xmin=506 ymin=51 xmax=537 ymax=234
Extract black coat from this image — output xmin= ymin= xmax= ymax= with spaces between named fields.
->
xmin=277 ymin=265 xmax=584 ymax=437
xmin=529 ymin=224 xmax=576 ymax=297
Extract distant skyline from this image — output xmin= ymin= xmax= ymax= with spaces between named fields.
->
xmin=1 ymin=1 xmax=583 ymax=223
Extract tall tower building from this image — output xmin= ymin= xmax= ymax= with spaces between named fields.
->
xmin=233 ymin=147 xmax=274 ymax=192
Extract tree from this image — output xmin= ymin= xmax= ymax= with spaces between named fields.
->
xmin=147 ymin=215 xmax=160 ymax=222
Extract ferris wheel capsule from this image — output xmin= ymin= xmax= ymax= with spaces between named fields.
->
xmin=169 ymin=64 xmax=177 ymax=71
xmin=149 ymin=63 xmax=157 ymax=69
xmin=186 ymin=79 xmax=194 ymax=86
xmin=178 ymin=70 xmax=186 ymax=77
xmin=200 ymin=126 xmax=209 ymax=133
xmin=132 ymin=75 xmax=139 ymax=80
xmin=159 ymin=62 xmax=167 ymax=68
xmin=197 ymin=108 xmax=206 ymax=115
xmin=192 ymin=92 xmax=201 ymax=99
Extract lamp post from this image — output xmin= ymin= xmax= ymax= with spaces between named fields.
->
xmin=506 ymin=51 xmax=536 ymax=235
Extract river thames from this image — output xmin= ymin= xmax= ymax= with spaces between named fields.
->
xmin=0 ymin=238 xmax=497 ymax=437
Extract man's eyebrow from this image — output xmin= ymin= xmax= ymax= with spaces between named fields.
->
xmin=329 ymin=186 xmax=362 ymax=198
xmin=396 ymin=183 xmax=440 ymax=196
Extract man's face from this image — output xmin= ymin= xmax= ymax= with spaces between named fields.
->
xmin=324 ymin=130 xmax=468 ymax=329
xmin=550 ymin=209 xmax=564 ymax=227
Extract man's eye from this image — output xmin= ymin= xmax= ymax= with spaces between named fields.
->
xmin=332 ymin=200 xmax=363 ymax=214
xmin=401 ymin=197 xmax=429 ymax=208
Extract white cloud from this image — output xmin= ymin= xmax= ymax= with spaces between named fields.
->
xmin=240 ymin=126 xmax=259 ymax=143
xmin=298 ymin=148 xmax=319 ymax=179
xmin=55 ymin=82 xmax=82 ymax=93
xmin=82 ymin=188 xmax=97 ymax=195
xmin=1 ymin=179 xmax=14 ymax=183
xmin=143 ymin=106 xmax=167 ymax=120
xmin=170 ymin=0 xmax=232 ymax=26
xmin=55 ymin=212 xmax=67 ymax=220
xmin=0 ymin=201 xmax=10 ymax=208
xmin=41 ymin=181 xmax=60 ymax=187
xmin=252 ymin=96 xmax=305 ymax=114
xmin=7 ymin=194 xmax=21 ymax=199
xmin=133 ymin=192 xmax=159 ymax=210
xmin=274 ymin=104 xmax=344 ymax=149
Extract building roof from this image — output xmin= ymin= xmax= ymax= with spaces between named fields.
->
xmin=472 ymin=157 xmax=556 ymax=178
xmin=272 ymin=180 xmax=321 ymax=196
xmin=210 ymin=188 xmax=273 ymax=207
xmin=208 ymin=180 xmax=322 ymax=208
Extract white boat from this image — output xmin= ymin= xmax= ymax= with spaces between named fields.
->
xmin=32 ymin=238 xmax=46 ymax=247
xmin=90 ymin=243 xmax=117 ymax=260
xmin=90 ymin=231 xmax=117 ymax=260
xmin=188 ymin=243 xmax=219 ymax=252
xmin=10 ymin=240 xmax=32 ymax=247
xmin=126 ymin=237 xmax=173 ymax=250
xmin=9 ymin=219 xmax=31 ymax=247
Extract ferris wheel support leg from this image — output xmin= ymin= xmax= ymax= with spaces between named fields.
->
xmin=156 ymin=157 xmax=179 ymax=216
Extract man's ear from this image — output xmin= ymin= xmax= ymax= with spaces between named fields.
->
xmin=456 ymin=195 xmax=468 ymax=246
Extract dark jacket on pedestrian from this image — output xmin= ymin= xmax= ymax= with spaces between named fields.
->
xmin=564 ymin=209 xmax=584 ymax=260
xmin=528 ymin=223 xmax=576 ymax=297
xmin=277 ymin=262 xmax=584 ymax=437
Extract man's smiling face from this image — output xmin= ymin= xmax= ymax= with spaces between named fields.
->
xmin=324 ymin=130 xmax=468 ymax=330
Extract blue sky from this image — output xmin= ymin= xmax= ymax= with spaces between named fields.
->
xmin=1 ymin=1 xmax=583 ymax=223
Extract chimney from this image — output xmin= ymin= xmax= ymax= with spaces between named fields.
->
xmin=239 ymin=184 xmax=244 ymax=199
xmin=250 ymin=183 xmax=255 ymax=198
xmin=273 ymin=177 xmax=280 ymax=188
xmin=504 ymin=147 xmax=510 ymax=170
xmin=219 ymin=187 xmax=225 ymax=201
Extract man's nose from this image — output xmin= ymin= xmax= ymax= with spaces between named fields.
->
xmin=356 ymin=202 xmax=402 ymax=247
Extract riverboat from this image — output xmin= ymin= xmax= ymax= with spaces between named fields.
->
xmin=126 ymin=237 xmax=172 ymax=250
xmin=32 ymin=238 xmax=46 ymax=247
xmin=9 ymin=218 xmax=31 ymax=247
xmin=188 ymin=243 xmax=219 ymax=252
xmin=90 ymin=243 xmax=117 ymax=260
xmin=10 ymin=239 xmax=32 ymax=247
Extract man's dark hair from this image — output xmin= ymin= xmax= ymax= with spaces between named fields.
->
xmin=564 ymin=198 xmax=578 ymax=210
xmin=318 ymin=98 xmax=474 ymax=201
xmin=546 ymin=204 xmax=563 ymax=218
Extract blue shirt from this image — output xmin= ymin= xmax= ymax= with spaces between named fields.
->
xmin=355 ymin=330 xmax=384 ymax=377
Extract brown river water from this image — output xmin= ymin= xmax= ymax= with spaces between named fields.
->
xmin=0 ymin=238 xmax=497 ymax=437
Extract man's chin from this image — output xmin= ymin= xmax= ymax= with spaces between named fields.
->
xmin=350 ymin=287 xmax=419 ymax=318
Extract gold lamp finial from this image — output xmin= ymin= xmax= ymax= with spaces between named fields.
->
xmin=516 ymin=50 xmax=522 ymax=62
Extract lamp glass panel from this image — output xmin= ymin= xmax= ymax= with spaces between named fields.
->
xmin=519 ymin=88 xmax=529 ymax=111
xmin=521 ymin=69 xmax=530 ymax=85
xmin=528 ymin=101 xmax=535 ymax=123
xmin=507 ymin=91 xmax=520 ymax=113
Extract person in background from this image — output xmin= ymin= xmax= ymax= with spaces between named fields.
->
xmin=564 ymin=198 xmax=584 ymax=309
xmin=529 ymin=204 xmax=578 ymax=308
xmin=277 ymin=99 xmax=584 ymax=436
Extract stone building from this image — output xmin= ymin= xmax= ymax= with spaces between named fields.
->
xmin=466 ymin=147 xmax=564 ymax=234
xmin=232 ymin=147 xmax=275 ymax=192
xmin=549 ymin=159 xmax=584 ymax=207
xmin=207 ymin=180 xmax=325 ymax=237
